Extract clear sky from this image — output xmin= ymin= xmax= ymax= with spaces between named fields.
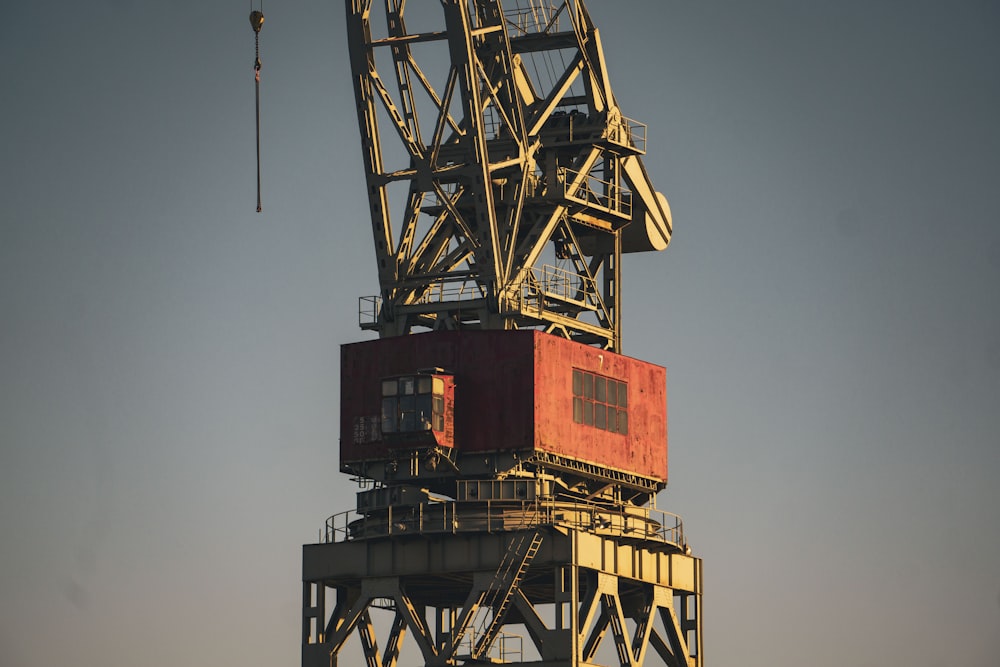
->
xmin=1 ymin=1 xmax=998 ymax=666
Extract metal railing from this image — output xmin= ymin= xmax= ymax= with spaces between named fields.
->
xmin=323 ymin=494 xmax=685 ymax=550
xmin=560 ymin=167 xmax=633 ymax=218
xmin=608 ymin=114 xmax=647 ymax=153
xmin=457 ymin=629 xmax=523 ymax=663
xmin=411 ymin=278 xmax=487 ymax=304
xmin=358 ymin=295 xmax=381 ymax=328
xmin=358 ymin=280 xmax=488 ymax=327
xmin=515 ymin=263 xmax=598 ymax=312
xmin=503 ymin=1 xmax=561 ymax=35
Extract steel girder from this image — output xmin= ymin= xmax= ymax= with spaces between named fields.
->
xmin=302 ymin=527 xmax=701 ymax=666
xmin=345 ymin=0 xmax=672 ymax=351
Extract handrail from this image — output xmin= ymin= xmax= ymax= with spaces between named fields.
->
xmin=413 ymin=278 xmax=486 ymax=304
xmin=358 ymin=275 xmax=488 ymax=322
xmin=515 ymin=263 xmax=597 ymax=310
xmin=323 ymin=494 xmax=685 ymax=550
xmin=372 ymin=258 xmax=617 ymax=329
xmin=358 ymin=295 xmax=381 ymax=327
xmin=560 ymin=166 xmax=633 ymax=217
xmin=608 ymin=114 xmax=647 ymax=153
xmin=503 ymin=2 xmax=560 ymax=36
xmin=456 ymin=629 xmax=523 ymax=663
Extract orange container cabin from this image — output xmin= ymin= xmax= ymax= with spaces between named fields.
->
xmin=340 ymin=330 xmax=667 ymax=493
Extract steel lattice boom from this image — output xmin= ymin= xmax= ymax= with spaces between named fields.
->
xmin=347 ymin=0 xmax=672 ymax=351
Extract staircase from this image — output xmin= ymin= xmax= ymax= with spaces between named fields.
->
xmin=451 ymin=528 xmax=545 ymax=661
xmin=474 ymin=529 xmax=545 ymax=659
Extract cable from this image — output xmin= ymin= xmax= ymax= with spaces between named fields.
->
xmin=250 ymin=6 xmax=264 ymax=213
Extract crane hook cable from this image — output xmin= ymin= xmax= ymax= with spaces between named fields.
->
xmin=250 ymin=6 xmax=264 ymax=213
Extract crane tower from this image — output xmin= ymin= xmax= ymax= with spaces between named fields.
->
xmin=302 ymin=2 xmax=702 ymax=665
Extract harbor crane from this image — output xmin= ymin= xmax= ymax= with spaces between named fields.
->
xmin=301 ymin=2 xmax=702 ymax=665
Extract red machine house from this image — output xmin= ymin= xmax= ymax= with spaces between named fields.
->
xmin=340 ymin=329 xmax=667 ymax=495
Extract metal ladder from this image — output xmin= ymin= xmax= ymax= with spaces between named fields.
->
xmin=473 ymin=529 xmax=544 ymax=659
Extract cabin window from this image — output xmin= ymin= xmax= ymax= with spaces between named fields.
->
xmin=399 ymin=394 xmax=416 ymax=431
xmin=572 ymin=369 xmax=628 ymax=435
xmin=381 ymin=374 xmax=447 ymax=436
xmin=381 ymin=397 xmax=398 ymax=433
xmin=432 ymin=396 xmax=445 ymax=430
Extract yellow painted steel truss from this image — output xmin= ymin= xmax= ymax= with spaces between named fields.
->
xmin=345 ymin=0 xmax=673 ymax=351
xmin=303 ymin=525 xmax=701 ymax=666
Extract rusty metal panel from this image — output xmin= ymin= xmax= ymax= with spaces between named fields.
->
xmin=532 ymin=332 xmax=667 ymax=482
xmin=340 ymin=330 xmax=537 ymax=463
xmin=340 ymin=330 xmax=667 ymax=482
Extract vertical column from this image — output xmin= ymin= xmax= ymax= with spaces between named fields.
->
xmin=553 ymin=563 xmax=579 ymax=661
xmin=680 ymin=587 xmax=703 ymax=666
xmin=303 ymin=581 xmax=326 ymax=644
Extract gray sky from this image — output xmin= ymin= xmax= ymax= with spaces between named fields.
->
xmin=2 ymin=1 xmax=998 ymax=666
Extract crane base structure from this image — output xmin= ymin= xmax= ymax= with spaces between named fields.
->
xmin=302 ymin=490 xmax=702 ymax=666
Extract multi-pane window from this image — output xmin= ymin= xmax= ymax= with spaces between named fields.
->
xmin=381 ymin=375 xmax=445 ymax=435
xmin=572 ymin=369 xmax=628 ymax=435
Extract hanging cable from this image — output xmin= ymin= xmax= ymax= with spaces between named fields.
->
xmin=250 ymin=3 xmax=264 ymax=213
